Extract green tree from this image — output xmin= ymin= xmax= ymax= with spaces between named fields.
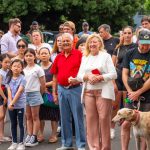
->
xmin=0 ymin=0 xmax=146 ymax=32
xmin=144 ymin=0 xmax=150 ymax=14
xmin=0 ymin=0 xmax=47 ymax=22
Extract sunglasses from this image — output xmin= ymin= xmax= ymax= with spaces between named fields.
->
xmin=17 ymin=45 xmax=26 ymax=49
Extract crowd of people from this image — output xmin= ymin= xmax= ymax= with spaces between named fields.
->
xmin=0 ymin=15 xmax=150 ymax=150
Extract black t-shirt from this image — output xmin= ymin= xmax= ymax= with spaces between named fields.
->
xmin=104 ymin=37 xmax=119 ymax=56
xmin=123 ymin=48 xmax=150 ymax=102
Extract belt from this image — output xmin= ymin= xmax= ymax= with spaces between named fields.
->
xmin=61 ymin=84 xmax=81 ymax=89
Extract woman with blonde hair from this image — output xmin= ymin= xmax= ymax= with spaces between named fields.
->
xmin=69 ymin=34 xmax=117 ymax=150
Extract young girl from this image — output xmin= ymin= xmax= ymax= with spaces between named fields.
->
xmin=23 ymin=48 xmax=45 ymax=147
xmin=6 ymin=59 xmax=26 ymax=150
xmin=0 ymin=54 xmax=11 ymax=143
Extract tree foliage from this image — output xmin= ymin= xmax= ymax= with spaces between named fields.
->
xmin=0 ymin=0 xmax=146 ymax=32
xmin=144 ymin=0 xmax=150 ymax=14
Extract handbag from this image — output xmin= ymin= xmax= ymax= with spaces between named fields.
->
xmin=127 ymin=54 xmax=150 ymax=91
xmin=42 ymin=92 xmax=59 ymax=108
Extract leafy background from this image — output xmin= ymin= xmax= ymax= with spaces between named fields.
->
xmin=0 ymin=0 xmax=149 ymax=33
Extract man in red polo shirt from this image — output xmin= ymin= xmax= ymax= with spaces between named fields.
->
xmin=51 ymin=33 xmax=86 ymax=150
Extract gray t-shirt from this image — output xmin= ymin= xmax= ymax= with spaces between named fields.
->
xmin=0 ymin=69 xmax=8 ymax=85
xmin=7 ymin=74 xmax=26 ymax=109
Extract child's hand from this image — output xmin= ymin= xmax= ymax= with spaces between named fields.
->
xmin=3 ymin=98 xmax=7 ymax=105
xmin=8 ymin=104 xmax=14 ymax=110
xmin=45 ymin=88 xmax=48 ymax=93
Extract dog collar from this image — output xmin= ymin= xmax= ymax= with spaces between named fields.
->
xmin=131 ymin=110 xmax=140 ymax=126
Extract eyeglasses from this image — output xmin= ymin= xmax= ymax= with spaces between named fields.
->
xmin=15 ymin=24 xmax=21 ymax=28
xmin=17 ymin=45 xmax=26 ymax=49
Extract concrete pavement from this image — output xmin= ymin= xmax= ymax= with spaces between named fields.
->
xmin=0 ymin=119 xmax=136 ymax=150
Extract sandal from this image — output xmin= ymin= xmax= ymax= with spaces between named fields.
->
xmin=37 ymin=135 xmax=45 ymax=143
xmin=48 ymin=136 xmax=58 ymax=143
xmin=0 ymin=136 xmax=12 ymax=142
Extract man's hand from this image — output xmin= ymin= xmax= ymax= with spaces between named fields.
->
xmin=68 ymin=77 xmax=78 ymax=85
xmin=128 ymin=91 xmax=141 ymax=101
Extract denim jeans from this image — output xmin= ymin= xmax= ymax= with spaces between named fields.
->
xmin=58 ymin=85 xmax=86 ymax=148
xmin=9 ymin=108 xmax=24 ymax=143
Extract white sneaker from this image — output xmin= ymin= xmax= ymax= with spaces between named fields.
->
xmin=78 ymin=148 xmax=85 ymax=150
xmin=110 ymin=128 xmax=115 ymax=139
xmin=7 ymin=143 xmax=18 ymax=150
xmin=56 ymin=146 xmax=75 ymax=150
xmin=16 ymin=143 xmax=25 ymax=150
xmin=57 ymin=126 xmax=61 ymax=133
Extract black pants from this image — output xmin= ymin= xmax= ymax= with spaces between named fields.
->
xmin=9 ymin=108 xmax=24 ymax=143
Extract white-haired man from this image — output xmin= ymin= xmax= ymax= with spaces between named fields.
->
xmin=51 ymin=33 xmax=86 ymax=150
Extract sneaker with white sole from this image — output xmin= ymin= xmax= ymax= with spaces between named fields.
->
xmin=56 ymin=146 xmax=75 ymax=150
xmin=25 ymin=135 xmax=38 ymax=147
xmin=110 ymin=128 xmax=115 ymax=139
xmin=24 ymin=135 xmax=31 ymax=145
xmin=7 ymin=143 xmax=18 ymax=150
xmin=16 ymin=143 xmax=25 ymax=150
xmin=78 ymin=148 xmax=85 ymax=150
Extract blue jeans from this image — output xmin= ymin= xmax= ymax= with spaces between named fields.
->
xmin=9 ymin=108 xmax=24 ymax=143
xmin=58 ymin=85 xmax=86 ymax=148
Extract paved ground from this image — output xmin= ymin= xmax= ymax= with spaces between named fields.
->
xmin=1 ymin=117 xmax=136 ymax=150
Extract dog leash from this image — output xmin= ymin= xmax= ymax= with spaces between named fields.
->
xmin=132 ymin=96 xmax=145 ymax=110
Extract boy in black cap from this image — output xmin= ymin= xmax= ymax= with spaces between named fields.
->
xmin=31 ymin=21 xmax=39 ymax=30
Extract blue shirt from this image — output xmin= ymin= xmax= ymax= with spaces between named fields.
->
xmin=78 ymin=31 xmax=93 ymax=38
xmin=0 ymin=31 xmax=21 ymax=54
xmin=7 ymin=74 xmax=26 ymax=109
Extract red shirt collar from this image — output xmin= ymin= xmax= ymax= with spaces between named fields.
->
xmin=60 ymin=49 xmax=76 ymax=56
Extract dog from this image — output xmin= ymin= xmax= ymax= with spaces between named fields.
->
xmin=112 ymin=108 xmax=150 ymax=150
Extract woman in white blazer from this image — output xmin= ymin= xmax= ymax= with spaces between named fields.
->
xmin=69 ymin=34 xmax=117 ymax=150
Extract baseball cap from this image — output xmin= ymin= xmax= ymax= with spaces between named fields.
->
xmin=32 ymin=21 xmax=38 ymax=25
xmin=138 ymin=29 xmax=150 ymax=44
xmin=82 ymin=21 xmax=89 ymax=26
